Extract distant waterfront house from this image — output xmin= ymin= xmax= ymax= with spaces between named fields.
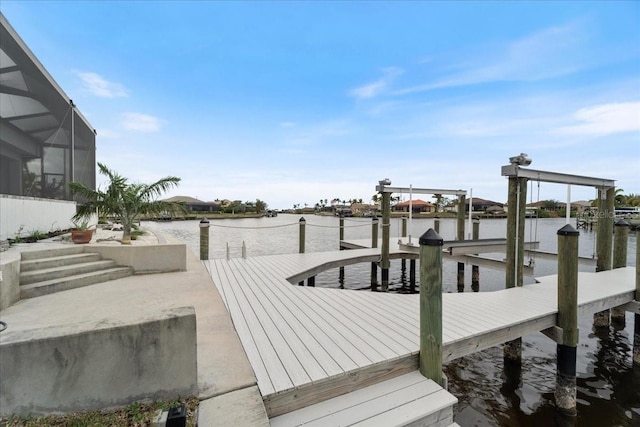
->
xmin=350 ymin=203 xmax=379 ymax=216
xmin=1 ymin=13 xmax=96 ymax=241
xmin=444 ymin=198 xmax=504 ymax=213
xmin=393 ymin=199 xmax=435 ymax=214
xmin=163 ymin=196 xmax=221 ymax=213
xmin=485 ymin=205 xmax=505 ymax=215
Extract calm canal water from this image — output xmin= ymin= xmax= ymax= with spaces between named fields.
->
xmin=146 ymin=215 xmax=639 ymax=426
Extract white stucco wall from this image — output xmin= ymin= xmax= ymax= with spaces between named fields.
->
xmin=0 ymin=194 xmax=77 ymax=241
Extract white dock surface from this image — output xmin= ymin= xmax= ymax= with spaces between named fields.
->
xmin=204 ymin=247 xmax=636 ymax=417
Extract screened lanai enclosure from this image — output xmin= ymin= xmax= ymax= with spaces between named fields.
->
xmin=1 ymin=13 xmax=96 ymax=241
xmin=0 ymin=13 xmax=95 ymax=201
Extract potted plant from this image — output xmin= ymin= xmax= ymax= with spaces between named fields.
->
xmin=71 ymin=218 xmax=94 ymax=244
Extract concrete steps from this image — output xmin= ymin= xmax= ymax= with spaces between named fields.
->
xmin=19 ymin=247 xmax=133 ymax=299
xmin=20 ymin=253 xmax=102 ymax=272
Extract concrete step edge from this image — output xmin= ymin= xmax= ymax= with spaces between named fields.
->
xmin=20 ymin=260 xmax=117 ymax=285
xmin=20 ymin=253 xmax=103 ymax=272
xmin=20 ymin=246 xmax=85 ymax=261
xmin=20 ymin=267 xmax=133 ymax=299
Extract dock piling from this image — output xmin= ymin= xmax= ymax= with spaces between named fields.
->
xmin=555 ymin=224 xmax=579 ymax=417
xmin=419 ymin=228 xmax=444 ymax=386
xmin=634 ymin=231 xmax=640 ymax=366
xmin=299 ymin=217 xmax=306 ymax=286
xmin=504 ymin=176 xmax=527 ymax=362
xmin=371 ymin=217 xmax=379 ymax=291
xmin=401 ymin=217 xmax=407 ymax=271
xmin=472 ymin=216 xmax=480 ymax=292
xmin=611 ymin=220 xmax=630 ymax=326
xmin=381 ymin=191 xmax=391 ymax=292
xmin=434 ymin=216 xmax=440 ymax=234
xmin=457 ymin=195 xmax=466 ymax=292
xmin=199 ymin=218 xmax=210 ymax=261
xmin=594 ymin=187 xmax=615 ymax=327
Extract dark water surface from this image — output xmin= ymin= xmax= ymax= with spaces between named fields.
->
xmin=148 ymin=215 xmax=639 ymax=426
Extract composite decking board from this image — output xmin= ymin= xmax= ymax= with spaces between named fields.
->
xmin=341 ymin=292 xmax=421 ymax=338
xmin=442 ymin=303 xmax=498 ymax=338
xmin=217 ymin=259 xmax=295 ymax=394
xmin=287 ymin=288 xmax=398 ymax=361
xmin=445 ymin=292 xmax=554 ymax=336
xmin=450 ymin=290 xmax=555 ymax=325
xmin=272 ymin=378 xmax=448 ymax=427
xmin=307 ymin=286 xmax=417 ymax=355
xmin=248 ymin=256 xmax=378 ymax=368
xmin=352 ymin=390 xmax=455 ymax=427
xmin=230 ymin=260 xmax=326 ymax=385
xmin=211 ymin=260 xmax=276 ymax=395
xmin=216 ymin=259 xmax=287 ymax=395
xmin=268 ymin=371 xmax=438 ymax=426
xmin=205 ymin=260 xmax=229 ymax=309
xmin=233 ymin=259 xmax=353 ymax=377
xmin=312 ymin=285 xmax=420 ymax=341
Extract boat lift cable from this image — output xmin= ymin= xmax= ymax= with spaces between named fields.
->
xmin=592 ymin=187 xmax=598 ymax=259
xmin=308 ymin=222 xmax=370 ymax=229
xmin=528 ymin=180 xmax=540 ymax=267
xmin=207 ymin=222 xmax=299 ymax=229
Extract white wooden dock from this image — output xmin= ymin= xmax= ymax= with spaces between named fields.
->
xmin=203 ymin=245 xmax=636 ymax=422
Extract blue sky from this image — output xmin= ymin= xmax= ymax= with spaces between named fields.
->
xmin=3 ymin=1 xmax=639 ymax=209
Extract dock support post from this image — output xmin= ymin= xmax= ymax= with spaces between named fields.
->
xmin=504 ymin=177 xmax=527 ymax=362
xmin=434 ymin=216 xmax=440 ymax=234
xmin=611 ymin=220 xmax=630 ymax=326
xmin=419 ymin=228 xmax=444 ymax=385
xmin=339 ymin=215 xmax=345 ymax=284
xmin=199 ymin=218 xmax=210 ymax=261
xmin=456 ymin=195 xmax=466 ymax=292
xmin=371 ymin=217 xmax=379 ymax=291
xmin=556 ymin=224 xmax=579 ymax=417
xmin=401 ymin=217 xmax=407 ymax=271
xmin=634 ymin=231 xmax=640 ymax=366
xmin=472 ymin=216 xmax=480 ymax=292
xmin=410 ymin=259 xmax=416 ymax=291
xmin=299 ymin=217 xmax=306 ymax=286
xmin=381 ymin=191 xmax=391 ymax=292
xmin=594 ymin=187 xmax=615 ymax=327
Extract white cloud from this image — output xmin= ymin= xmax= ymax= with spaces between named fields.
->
xmin=121 ymin=112 xmax=164 ymax=132
xmin=74 ymin=71 xmax=129 ymax=98
xmin=556 ymin=101 xmax=640 ymax=136
xmin=350 ymin=67 xmax=403 ymax=99
xmin=395 ymin=22 xmax=588 ymax=95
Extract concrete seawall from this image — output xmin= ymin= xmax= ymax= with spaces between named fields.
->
xmin=0 ymin=306 xmax=197 ymax=416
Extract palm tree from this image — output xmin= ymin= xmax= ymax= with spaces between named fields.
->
xmin=69 ymin=163 xmax=182 ymax=244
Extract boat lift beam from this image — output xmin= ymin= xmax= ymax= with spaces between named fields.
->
xmin=375 ymin=185 xmax=466 ymax=196
xmin=501 ymin=165 xmax=615 ymax=189
xmin=399 ymin=239 xmax=539 ymax=256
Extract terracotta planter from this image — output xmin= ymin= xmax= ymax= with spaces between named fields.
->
xmin=71 ymin=229 xmax=94 ymax=244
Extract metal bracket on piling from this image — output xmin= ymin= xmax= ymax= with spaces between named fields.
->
xmin=541 ymin=326 xmax=566 ymax=344
xmin=621 ymin=301 xmax=640 ymax=315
